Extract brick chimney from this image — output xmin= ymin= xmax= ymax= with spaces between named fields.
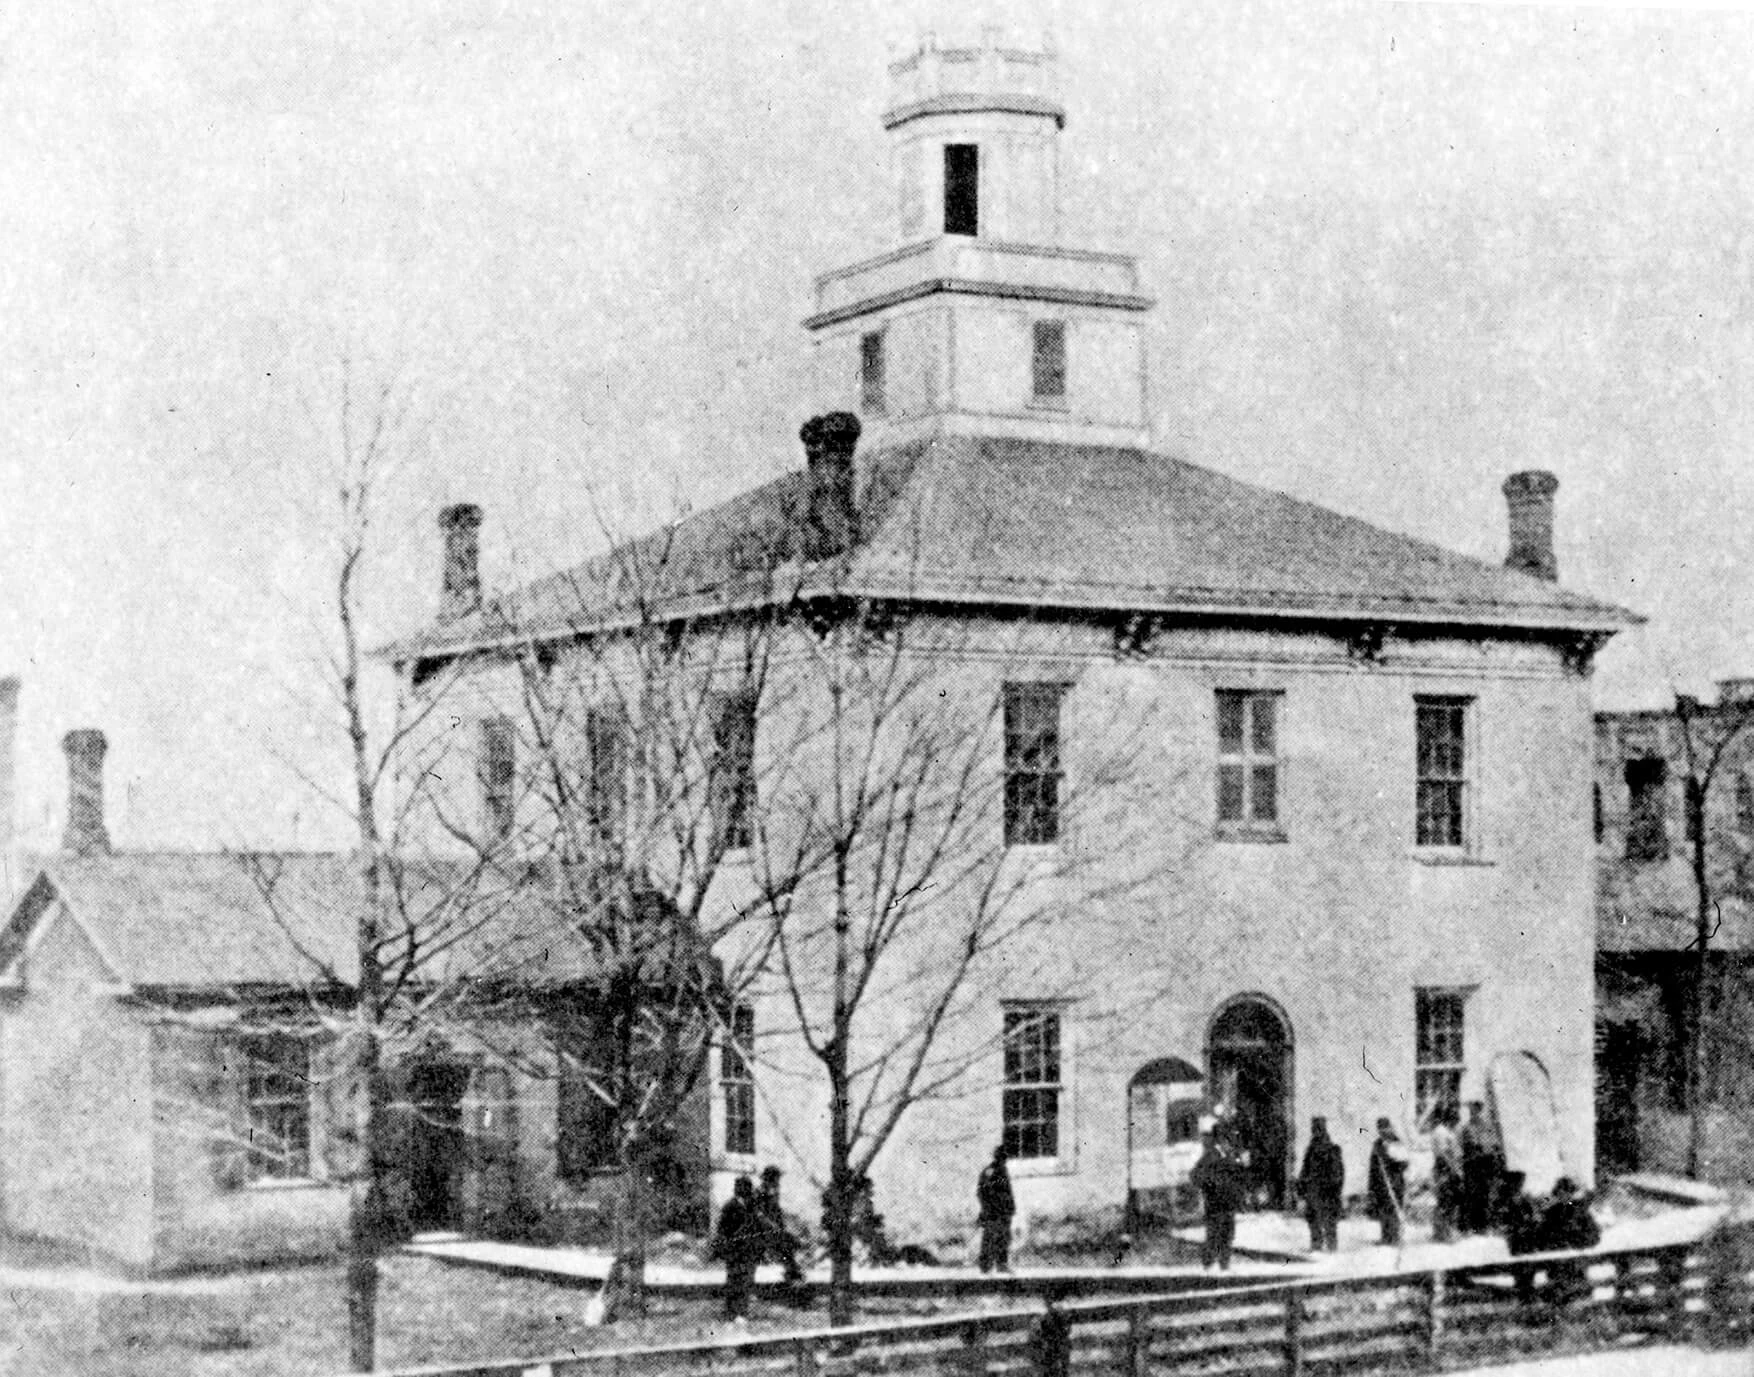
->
xmin=438 ymin=503 xmax=484 ymax=622
xmin=0 ymin=678 xmax=17 ymax=896
xmin=62 ymin=729 xmax=111 ymax=855
xmin=1503 ymin=470 xmax=1559 ymax=582
xmin=801 ymin=412 xmax=861 ymax=560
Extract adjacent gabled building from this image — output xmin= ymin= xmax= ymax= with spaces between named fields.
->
xmin=389 ymin=33 xmax=1637 ymax=1241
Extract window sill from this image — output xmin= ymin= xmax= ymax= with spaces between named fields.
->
xmin=243 ymin=1176 xmax=330 ymax=1192
xmin=712 ymin=1152 xmax=759 ymax=1174
xmin=1004 ymin=843 xmax=1062 ymax=867
xmin=1216 ymin=826 xmax=1288 ymax=845
xmin=1026 ymin=398 xmax=1069 ymax=412
xmin=1410 ymin=851 xmax=1495 ymax=868
xmin=1009 ymin=1155 xmax=1076 ymax=1179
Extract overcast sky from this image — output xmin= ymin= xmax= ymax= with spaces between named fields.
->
xmin=3 ymin=0 xmax=1751 ymax=852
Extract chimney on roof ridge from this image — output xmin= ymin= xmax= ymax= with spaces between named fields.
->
xmin=1502 ymin=470 xmax=1558 ymax=582
xmin=438 ymin=503 xmax=484 ymax=622
xmin=61 ymin=728 xmax=111 ymax=856
xmin=801 ymin=412 xmax=861 ymax=561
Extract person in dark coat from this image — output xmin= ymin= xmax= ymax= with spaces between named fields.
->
xmin=1296 ymin=1116 xmax=1345 ymax=1253
xmin=713 ymin=1176 xmax=763 ymax=1320
xmin=1367 ymin=1118 xmax=1409 ymax=1246
xmin=1499 ymin=1170 xmax=1543 ymax=1304
xmin=756 ymin=1166 xmax=806 ymax=1300
xmin=976 ymin=1144 xmax=1015 ymax=1273
xmin=1459 ymin=1100 xmax=1502 ymax=1235
xmin=1538 ymin=1177 xmax=1601 ymax=1303
xmin=1191 ymin=1131 xmax=1242 ymax=1271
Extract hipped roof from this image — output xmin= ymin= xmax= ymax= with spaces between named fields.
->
xmin=386 ymin=435 xmax=1638 ymax=661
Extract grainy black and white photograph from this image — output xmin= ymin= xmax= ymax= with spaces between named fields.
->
xmin=2 ymin=1 xmax=1752 ymax=1373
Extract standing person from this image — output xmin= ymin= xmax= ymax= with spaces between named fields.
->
xmin=1296 ymin=1117 xmax=1345 ymax=1253
xmin=1367 ymin=1118 xmax=1409 ymax=1246
xmin=1191 ymin=1130 xmax=1241 ymax=1271
xmin=1460 ymin=1101 xmax=1500 ymax=1235
xmin=756 ymin=1166 xmax=806 ymax=1298
xmin=713 ymin=1176 xmax=762 ymax=1321
xmin=1538 ymin=1177 xmax=1601 ymax=1304
xmin=1429 ymin=1105 xmax=1463 ymax=1243
xmin=976 ymin=1144 xmax=1015 ymax=1274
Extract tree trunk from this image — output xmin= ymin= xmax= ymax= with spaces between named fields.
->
xmin=1688 ymin=775 xmax=1709 ymax=1180
xmin=826 ymin=1059 xmax=854 ymax=1327
xmin=347 ymin=1027 xmax=390 ymax=1372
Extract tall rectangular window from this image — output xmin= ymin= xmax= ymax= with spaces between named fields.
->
xmin=584 ymin=706 xmax=626 ymax=849
xmin=1415 ymin=696 xmax=1470 ymax=848
xmin=1216 ymin=690 xmax=1280 ymax=832
xmin=722 ymin=1003 xmax=755 ymax=1156
xmin=1415 ymin=988 xmax=1466 ymax=1124
xmin=711 ymin=690 xmax=757 ymax=852
xmin=243 ymin=1033 xmax=311 ymax=1181
xmin=556 ymin=1025 xmax=617 ymax=1182
xmin=1031 ymin=320 xmax=1067 ymax=404
xmin=1003 ymin=682 xmax=1066 ymax=846
xmin=1624 ymin=756 xmax=1668 ymax=862
xmin=480 ymin=715 xmax=517 ymax=844
xmin=1002 ymin=1005 xmax=1062 ymax=1161
xmin=860 ymin=330 xmax=886 ymax=415
xmin=944 ymin=143 xmax=979 ymax=236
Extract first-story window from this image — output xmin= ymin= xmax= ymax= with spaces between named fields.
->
xmin=556 ymin=1025 xmax=618 ymax=1182
xmin=244 ymin=1033 xmax=311 ymax=1180
xmin=1414 ymin=988 xmax=1467 ymax=1124
xmin=1002 ymin=1004 xmax=1062 ymax=1161
xmin=479 ymin=715 xmax=517 ymax=844
xmin=1031 ymin=320 xmax=1067 ymax=404
xmin=1415 ymin=696 xmax=1471 ymax=849
xmin=860 ymin=330 xmax=886 ymax=414
xmin=722 ymin=1003 xmax=756 ymax=1156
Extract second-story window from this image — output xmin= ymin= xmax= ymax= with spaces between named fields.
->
xmin=944 ymin=143 xmax=979 ymax=235
xmin=480 ymin=715 xmax=517 ymax=844
xmin=1217 ymin=690 xmax=1280 ymax=834
xmin=584 ymin=706 xmax=626 ymax=849
xmin=1415 ymin=696 xmax=1471 ymax=849
xmin=1003 ymin=682 xmax=1066 ymax=847
xmin=860 ymin=330 xmax=886 ymax=415
xmin=1031 ymin=320 xmax=1067 ymax=404
xmin=1624 ymin=756 xmax=1668 ymax=862
xmin=711 ymin=690 xmax=757 ymax=852
xmin=722 ymin=1003 xmax=756 ymax=1156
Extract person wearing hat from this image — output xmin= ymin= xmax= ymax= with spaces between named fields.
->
xmin=1191 ymin=1129 xmax=1243 ymax=1271
xmin=756 ymin=1165 xmax=805 ymax=1297
xmin=1538 ymin=1176 xmax=1601 ymax=1304
xmin=1367 ymin=1117 xmax=1409 ymax=1246
xmin=976 ymin=1143 xmax=1016 ymax=1273
xmin=1296 ymin=1116 xmax=1345 ymax=1253
xmin=713 ymin=1176 xmax=763 ymax=1320
xmin=1460 ymin=1100 xmax=1501 ymax=1235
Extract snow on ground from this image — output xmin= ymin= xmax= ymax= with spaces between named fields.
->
xmin=1457 ymin=1344 xmax=1751 ymax=1377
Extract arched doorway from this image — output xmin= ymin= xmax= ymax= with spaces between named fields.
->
xmin=1208 ymin=997 xmax=1293 ymax=1209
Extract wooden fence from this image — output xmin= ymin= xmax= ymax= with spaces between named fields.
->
xmin=382 ymin=1221 xmax=1754 ymax=1377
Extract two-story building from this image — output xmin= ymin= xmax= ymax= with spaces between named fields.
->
xmin=388 ymin=33 xmax=1636 ymax=1243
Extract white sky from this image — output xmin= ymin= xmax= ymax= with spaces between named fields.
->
xmin=2 ymin=0 xmax=1751 ymax=850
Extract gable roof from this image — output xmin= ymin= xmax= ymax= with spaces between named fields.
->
xmin=0 ymin=852 xmax=687 ymax=994
xmin=386 ymin=435 xmax=1637 ymax=661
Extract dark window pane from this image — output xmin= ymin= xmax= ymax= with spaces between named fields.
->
xmin=1624 ymin=756 xmax=1668 ymax=862
xmin=480 ymin=716 xmax=517 ymax=843
xmin=944 ymin=144 xmax=979 ymax=235
xmin=860 ymin=331 xmax=886 ymax=414
xmin=1250 ymin=765 xmax=1278 ymax=822
xmin=1250 ymin=696 xmax=1275 ymax=754
xmin=1218 ymin=764 xmax=1245 ymax=821
xmin=1032 ymin=320 xmax=1066 ymax=401
xmin=1217 ymin=691 xmax=1245 ymax=751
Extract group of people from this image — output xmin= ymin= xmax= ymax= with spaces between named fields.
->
xmin=711 ymin=1165 xmax=806 ymax=1320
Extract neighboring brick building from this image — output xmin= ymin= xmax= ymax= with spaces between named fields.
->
xmin=1595 ymin=686 xmax=1754 ymax=1171
xmin=0 ymin=731 xmax=710 ymax=1270
xmin=387 ymin=34 xmax=1637 ymax=1243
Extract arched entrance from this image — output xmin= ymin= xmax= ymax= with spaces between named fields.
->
xmin=1208 ymin=997 xmax=1293 ymax=1209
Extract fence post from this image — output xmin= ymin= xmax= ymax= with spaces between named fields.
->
xmin=1702 ymin=1225 xmax=1746 ymax=1348
xmin=1659 ymin=1245 xmax=1693 ymax=1343
xmin=1424 ymin=1267 xmax=1445 ymax=1368
xmin=955 ymin=1319 xmax=987 ymax=1377
xmin=1283 ymin=1289 xmax=1304 ymax=1377
xmin=792 ymin=1337 xmax=818 ymax=1377
xmin=1125 ymin=1309 xmax=1148 ymax=1377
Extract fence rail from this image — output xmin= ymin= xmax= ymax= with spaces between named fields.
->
xmin=380 ymin=1221 xmax=1754 ymax=1377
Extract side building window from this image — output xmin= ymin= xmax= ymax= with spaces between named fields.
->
xmin=584 ymin=706 xmax=627 ymax=849
xmin=556 ymin=1022 xmax=617 ymax=1182
xmin=1003 ymin=682 xmax=1066 ymax=846
xmin=1002 ymin=1005 xmax=1062 ymax=1161
xmin=1031 ymin=320 xmax=1067 ymax=404
xmin=860 ymin=330 xmax=886 ymax=415
xmin=722 ymin=1004 xmax=756 ymax=1157
xmin=244 ymin=1033 xmax=311 ymax=1181
xmin=480 ymin=715 xmax=517 ymax=844
xmin=944 ymin=143 xmax=979 ymax=235
xmin=1415 ymin=696 xmax=1471 ymax=849
xmin=1415 ymin=988 xmax=1466 ymax=1125
xmin=711 ymin=690 xmax=757 ymax=852
xmin=1217 ymin=689 xmax=1280 ymax=834
xmin=1624 ymin=756 xmax=1668 ymax=862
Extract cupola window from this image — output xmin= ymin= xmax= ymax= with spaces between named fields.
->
xmin=944 ymin=144 xmax=979 ymax=236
